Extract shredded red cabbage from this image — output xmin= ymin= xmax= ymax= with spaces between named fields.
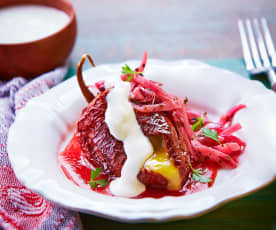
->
xmin=98 ymin=52 xmax=246 ymax=169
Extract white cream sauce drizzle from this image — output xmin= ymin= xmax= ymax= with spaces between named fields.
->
xmin=105 ymin=81 xmax=153 ymax=197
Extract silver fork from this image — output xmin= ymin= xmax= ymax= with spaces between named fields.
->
xmin=238 ymin=18 xmax=276 ymax=91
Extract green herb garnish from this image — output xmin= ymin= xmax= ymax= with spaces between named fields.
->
xmin=89 ymin=167 xmax=108 ymax=189
xmin=122 ymin=64 xmax=134 ymax=75
xmin=201 ymin=127 xmax=221 ymax=144
xmin=121 ymin=64 xmax=143 ymax=82
xmin=189 ymin=162 xmax=212 ymax=183
xmin=192 ymin=116 xmax=203 ymax=131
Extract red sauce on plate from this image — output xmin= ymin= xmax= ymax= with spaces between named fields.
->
xmin=58 ymin=134 xmax=218 ymax=198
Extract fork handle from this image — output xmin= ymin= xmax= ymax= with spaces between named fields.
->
xmin=267 ymin=68 xmax=276 ymax=91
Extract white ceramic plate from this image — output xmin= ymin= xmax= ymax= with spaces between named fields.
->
xmin=8 ymin=59 xmax=276 ymax=223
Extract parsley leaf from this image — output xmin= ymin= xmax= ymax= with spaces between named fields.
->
xmin=192 ymin=173 xmax=212 ymax=183
xmin=122 ymin=64 xmax=134 ymax=75
xmin=91 ymin=167 xmax=101 ymax=180
xmin=89 ymin=167 xmax=108 ymax=189
xmin=121 ymin=64 xmax=143 ymax=82
xmin=126 ymin=75 xmax=133 ymax=82
xmin=95 ymin=179 xmax=109 ymax=187
xmin=201 ymin=127 xmax=221 ymax=144
xmin=90 ymin=181 xmax=97 ymax=189
xmin=192 ymin=117 xmax=203 ymax=131
xmin=189 ymin=162 xmax=212 ymax=183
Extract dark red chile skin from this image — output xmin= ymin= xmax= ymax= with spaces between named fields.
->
xmin=59 ymin=135 xmax=217 ymax=198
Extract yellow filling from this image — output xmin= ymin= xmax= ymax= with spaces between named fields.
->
xmin=144 ymin=136 xmax=181 ymax=191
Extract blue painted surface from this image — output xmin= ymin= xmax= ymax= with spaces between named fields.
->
xmin=69 ymin=0 xmax=276 ymax=68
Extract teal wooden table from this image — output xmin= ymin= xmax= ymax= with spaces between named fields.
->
xmin=66 ymin=58 xmax=276 ymax=230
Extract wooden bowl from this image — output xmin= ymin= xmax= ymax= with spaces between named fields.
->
xmin=0 ymin=0 xmax=77 ymax=80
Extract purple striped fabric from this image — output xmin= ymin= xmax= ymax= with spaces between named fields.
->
xmin=0 ymin=67 xmax=82 ymax=230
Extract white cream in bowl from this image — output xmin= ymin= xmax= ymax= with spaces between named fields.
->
xmin=0 ymin=5 xmax=70 ymax=44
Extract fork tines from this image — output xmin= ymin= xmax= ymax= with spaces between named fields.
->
xmin=238 ymin=18 xmax=276 ymax=74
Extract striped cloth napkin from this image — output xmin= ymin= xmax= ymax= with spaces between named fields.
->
xmin=0 ymin=66 xmax=82 ymax=230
